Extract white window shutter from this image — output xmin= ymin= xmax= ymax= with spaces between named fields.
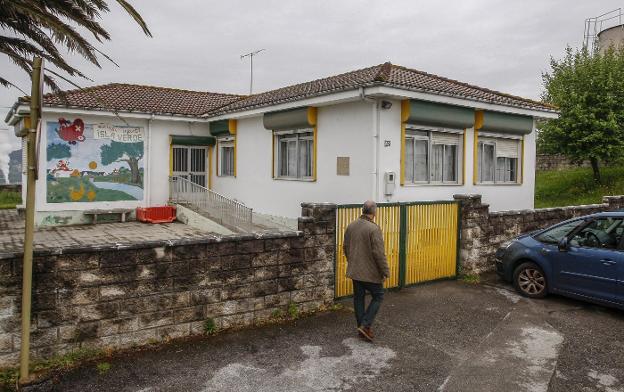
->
xmin=431 ymin=131 xmax=460 ymax=145
xmin=496 ymin=138 xmax=519 ymax=158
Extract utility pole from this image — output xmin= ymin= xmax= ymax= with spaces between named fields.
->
xmin=19 ymin=56 xmax=43 ymax=385
xmin=240 ymin=49 xmax=265 ymax=95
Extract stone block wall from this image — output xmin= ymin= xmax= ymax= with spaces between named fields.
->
xmin=536 ymin=154 xmax=589 ymax=171
xmin=454 ymin=194 xmax=624 ymax=273
xmin=0 ymin=203 xmax=337 ymax=367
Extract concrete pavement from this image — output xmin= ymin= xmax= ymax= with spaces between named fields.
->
xmin=53 ymin=277 xmax=624 ymax=391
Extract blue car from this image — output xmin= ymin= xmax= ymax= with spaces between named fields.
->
xmin=496 ymin=211 xmax=624 ymax=309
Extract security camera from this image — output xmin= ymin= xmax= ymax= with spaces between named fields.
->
xmin=381 ymin=100 xmax=393 ymax=110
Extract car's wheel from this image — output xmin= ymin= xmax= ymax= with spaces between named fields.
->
xmin=513 ymin=262 xmax=548 ymax=299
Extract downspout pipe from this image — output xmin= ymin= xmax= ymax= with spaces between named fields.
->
xmin=146 ymin=114 xmax=154 ymax=206
xmin=359 ymin=87 xmax=380 ymax=201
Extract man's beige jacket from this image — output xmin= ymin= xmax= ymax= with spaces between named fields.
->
xmin=343 ymin=215 xmax=390 ymax=284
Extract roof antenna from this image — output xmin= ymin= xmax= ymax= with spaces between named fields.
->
xmin=240 ymin=49 xmax=265 ymax=95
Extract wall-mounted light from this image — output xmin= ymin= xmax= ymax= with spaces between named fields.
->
xmin=380 ymin=100 xmax=393 ymax=110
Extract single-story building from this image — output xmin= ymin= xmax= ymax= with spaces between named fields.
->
xmin=5 ymin=62 xmax=557 ymax=225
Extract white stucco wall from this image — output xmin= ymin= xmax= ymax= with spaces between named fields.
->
xmin=211 ymin=100 xmax=375 ymax=218
xmin=33 ymin=96 xmax=538 ymax=223
xmin=375 ymin=99 xmax=536 ymax=211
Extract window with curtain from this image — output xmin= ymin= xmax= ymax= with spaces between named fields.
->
xmin=218 ymin=139 xmax=235 ymax=177
xmin=276 ymin=130 xmax=313 ymax=179
xmin=478 ymin=136 xmax=520 ymax=184
xmin=404 ymin=128 xmax=461 ymax=184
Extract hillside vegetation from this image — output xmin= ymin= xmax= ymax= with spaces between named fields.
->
xmin=0 ymin=190 xmax=21 ymax=209
xmin=535 ymin=166 xmax=624 ymax=208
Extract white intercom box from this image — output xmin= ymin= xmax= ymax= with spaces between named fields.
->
xmin=384 ymin=172 xmax=396 ymax=196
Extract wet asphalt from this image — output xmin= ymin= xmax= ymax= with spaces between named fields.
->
xmin=51 ymin=276 xmax=624 ymax=392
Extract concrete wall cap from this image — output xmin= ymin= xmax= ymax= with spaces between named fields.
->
xmin=300 ymin=202 xmax=337 ymax=209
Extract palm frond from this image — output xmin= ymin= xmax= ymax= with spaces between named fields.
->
xmin=115 ymin=0 xmax=152 ymax=37
xmin=0 ymin=0 xmax=152 ymax=95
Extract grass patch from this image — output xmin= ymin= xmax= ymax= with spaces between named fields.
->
xmin=460 ymin=273 xmax=480 ymax=284
xmin=0 ymin=347 xmax=106 ymax=391
xmin=0 ymin=191 xmax=21 ymax=209
xmin=96 ymin=362 xmax=111 ymax=375
xmin=271 ymin=309 xmax=284 ymax=319
xmin=535 ymin=166 xmax=624 ymax=208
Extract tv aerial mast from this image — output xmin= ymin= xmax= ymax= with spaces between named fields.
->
xmin=241 ymin=49 xmax=266 ymax=95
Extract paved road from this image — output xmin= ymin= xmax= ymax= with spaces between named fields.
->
xmin=54 ymin=278 xmax=624 ymax=391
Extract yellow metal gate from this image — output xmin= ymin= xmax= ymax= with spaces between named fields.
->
xmin=335 ymin=201 xmax=460 ymax=298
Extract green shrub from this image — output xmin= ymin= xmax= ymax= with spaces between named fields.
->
xmin=203 ymin=318 xmax=216 ymax=335
xmin=96 ymin=362 xmax=111 ymax=375
xmin=460 ymin=273 xmax=480 ymax=284
xmin=287 ymin=302 xmax=299 ymax=319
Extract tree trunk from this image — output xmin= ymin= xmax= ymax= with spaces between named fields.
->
xmin=127 ymin=158 xmax=140 ymax=184
xmin=590 ymin=157 xmax=601 ymax=183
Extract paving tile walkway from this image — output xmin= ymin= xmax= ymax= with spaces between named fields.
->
xmin=0 ymin=210 xmax=213 ymax=256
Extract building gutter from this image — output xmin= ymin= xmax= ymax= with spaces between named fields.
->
xmin=4 ymin=104 xmax=213 ymax=125
xmin=365 ymin=85 xmax=559 ymax=119
xmin=205 ymin=89 xmax=364 ymax=121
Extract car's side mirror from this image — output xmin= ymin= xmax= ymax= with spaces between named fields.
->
xmin=558 ymin=237 xmax=569 ymax=252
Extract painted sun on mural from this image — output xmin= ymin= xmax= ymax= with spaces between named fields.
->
xmin=46 ymin=118 xmax=145 ymax=203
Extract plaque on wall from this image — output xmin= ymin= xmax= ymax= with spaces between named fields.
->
xmin=337 ymin=157 xmax=350 ymax=176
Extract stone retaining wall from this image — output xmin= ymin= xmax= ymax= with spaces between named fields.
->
xmin=0 ymin=203 xmax=337 ymax=367
xmin=454 ymin=194 xmax=624 ymax=273
xmin=536 ymin=154 xmax=589 ymax=171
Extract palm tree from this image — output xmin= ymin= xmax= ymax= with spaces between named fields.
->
xmin=0 ymin=0 xmax=151 ymax=92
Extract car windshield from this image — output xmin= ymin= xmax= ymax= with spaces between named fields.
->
xmin=534 ymin=220 xmax=584 ymax=245
xmin=569 ymin=217 xmax=624 ymax=249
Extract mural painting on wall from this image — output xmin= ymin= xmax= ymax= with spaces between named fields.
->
xmin=46 ymin=118 xmax=145 ymax=203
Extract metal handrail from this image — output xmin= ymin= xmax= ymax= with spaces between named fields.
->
xmin=169 ymin=176 xmax=252 ymax=230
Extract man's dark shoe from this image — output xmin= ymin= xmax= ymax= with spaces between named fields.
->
xmin=357 ymin=326 xmax=374 ymax=342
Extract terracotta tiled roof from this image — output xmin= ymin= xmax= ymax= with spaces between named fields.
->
xmin=32 ymin=83 xmax=245 ymax=117
xmin=211 ymin=62 xmax=556 ymax=115
xmin=29 ymin=62 xmax=555 ymax=118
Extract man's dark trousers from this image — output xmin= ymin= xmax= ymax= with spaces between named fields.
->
xmin=352 ymin=280 xmax=384 ymax=327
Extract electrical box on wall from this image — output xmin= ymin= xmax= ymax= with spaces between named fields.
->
xmin=384 ymin=172 xmax=396 ymax=196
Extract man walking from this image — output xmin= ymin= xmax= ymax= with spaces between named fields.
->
xmin=343 ymin=200 xmax=390 ymax=342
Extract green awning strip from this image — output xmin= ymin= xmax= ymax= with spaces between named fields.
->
xmin=209 ymin=120 xmax=230 ymax=136
xmin=263 ymin=107 xmax=312 ymax=131
xmin=405 ymin=100 xmax=474 ymax=129
xmin=479 ymin=111 xmax=533 ymax=135
xmin=170 ymin=135 xmax=215 ymax=146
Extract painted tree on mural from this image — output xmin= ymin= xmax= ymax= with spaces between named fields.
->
xmin=100 ymin=141 xmax=143 ymax=185
xmin=46 ymin=143 xmax=71 ymax=161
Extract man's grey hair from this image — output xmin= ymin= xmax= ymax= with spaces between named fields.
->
xmin=362 ymin=200 xmax=377 ymax=215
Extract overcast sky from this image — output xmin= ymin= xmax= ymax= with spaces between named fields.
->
xmin=1 ymin=0 xmax=622 ymax=173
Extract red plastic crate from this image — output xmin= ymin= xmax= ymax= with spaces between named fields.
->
xmin=136 ymin=206 xmax=176 ymax=223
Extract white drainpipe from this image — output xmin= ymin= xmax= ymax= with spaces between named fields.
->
xmin=146 ymin=114 xmax=154 ymax=206
xmin=359 ymin=87 xmax=380 ymax=201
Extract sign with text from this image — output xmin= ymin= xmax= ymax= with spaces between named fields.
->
xmin=94 ymin=124 xmax=144 ymax=143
